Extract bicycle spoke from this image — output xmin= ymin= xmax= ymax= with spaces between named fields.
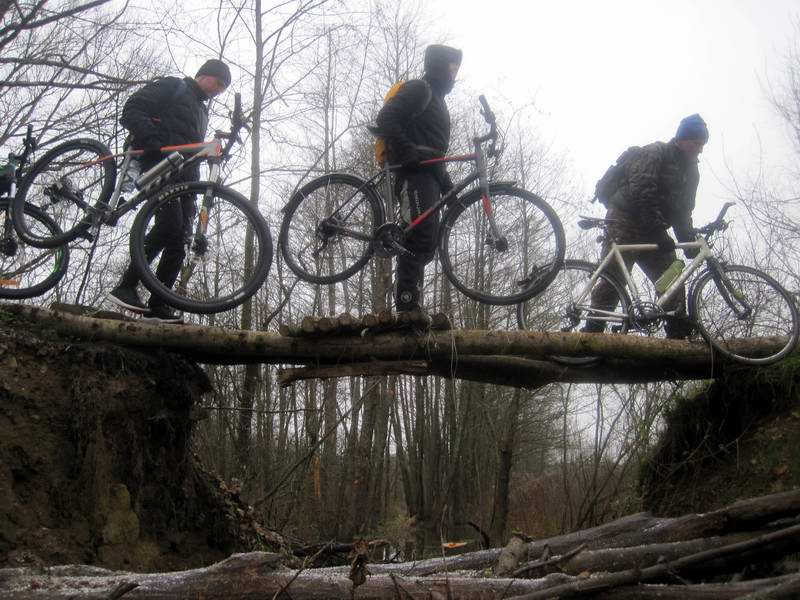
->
xmin=279 ymin=174 xmax=381 ymax=285
xmin=691 ymin=264 xmax=799 ymax=364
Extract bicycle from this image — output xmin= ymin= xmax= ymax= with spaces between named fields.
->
xmin=517 ymin=202 xmax=799 ymax=366
xmin=0 ymin=125 xmax=70 ymax=300
xmin=12 ymin=93 xmax=272 ymax=314
xmin=279 ymin=95 xmax=565 ymax=306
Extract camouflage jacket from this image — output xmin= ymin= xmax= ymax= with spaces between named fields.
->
xmin=606 ymin=140 xmax=699 ymax=242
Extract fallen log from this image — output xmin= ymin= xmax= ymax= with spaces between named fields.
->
xmin=516 ymin=528 xmax=799 ymax=578
xmin=0 ymin=303 xmax=767 ymax=366
xmin=350 ymin=489 xmax=800 ymax=576
xmin=2 ymin=555 xmax=798 ymax=599
xmin=512 ymin=522 xmax=800 ymax=600
xmin=0 ymin=552 xmax=572 ymax=599
xmin=494 ymin=533 xmax=529 ymax=576
xmin=279 ymin=354 xmax=720 ymax=388
xmin=2 ymin=303 xmax=763 ymax=384
xmin=590 ymin=575 xmax=800 ymax=599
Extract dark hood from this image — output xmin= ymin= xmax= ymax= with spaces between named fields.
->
xmin=423 ymin=44 xmax=462 ymax=94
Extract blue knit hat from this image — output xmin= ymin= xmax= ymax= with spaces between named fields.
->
xmin=675 ymin=114 xmax=709 ymax=142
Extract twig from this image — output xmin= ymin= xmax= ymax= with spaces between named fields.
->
xmin=389 ymin=573 xmax=415 ymax=600
xmin=511 ymin=543 xmax=588 ymax=578
xmin=272 ymin=540 xmax=333 ymax=600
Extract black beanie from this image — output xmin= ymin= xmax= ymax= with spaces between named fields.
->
xmin=196 ymin=59 xmax=231 ymax=88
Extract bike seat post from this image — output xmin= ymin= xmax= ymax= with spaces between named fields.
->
xmin=383 ymin=163 xmax=395 ymax=222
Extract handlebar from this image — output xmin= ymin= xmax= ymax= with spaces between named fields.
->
xmin=219 ymin=92 xmax=244 ymax=157
xmin=697 ymin=201 xmax=735 ymax=237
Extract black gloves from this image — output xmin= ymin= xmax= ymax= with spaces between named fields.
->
xmin=657 ymin=237 xmax=676 ymax=252
xmin=139 ymin=138 xmax=163 ymax=162
xmin=402 ymin=158 xmax=421 ymax=172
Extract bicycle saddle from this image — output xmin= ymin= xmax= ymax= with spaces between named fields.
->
xmin=577 ymin=215 xmax=618 ymax=230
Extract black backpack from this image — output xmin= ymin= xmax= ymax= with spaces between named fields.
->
xmin=593 ymin=145 xmax=641 ymax=206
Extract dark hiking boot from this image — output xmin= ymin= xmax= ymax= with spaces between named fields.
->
xmin=141 ymin=304 xmax=184 ymax=324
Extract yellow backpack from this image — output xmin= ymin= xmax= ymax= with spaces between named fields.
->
xmin=373 ymin=80 xmax=432 ymax=167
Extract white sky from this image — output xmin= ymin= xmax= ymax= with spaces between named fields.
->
xmin=435 ymin=0 xmax=799 ymax=225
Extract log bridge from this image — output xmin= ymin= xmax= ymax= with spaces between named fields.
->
xmin=1 ymin=303 xmax=786 ymax=389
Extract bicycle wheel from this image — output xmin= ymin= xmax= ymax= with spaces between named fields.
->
xmin=279 ymin=173 xmax=383 ymax=284
xmin=13 ymin=138 xmax=116 ymax=248
xmin=130 ymin=182 xmax=272 ymax=314
xmin=0 ymin=200 xmax=69 ymax=299
xmin=517 ymin=259 xmax=631 ymax=366
xmin=689 ymin=263 xmax=799 ymax=365
xmin=440 ymin=184 xmax=565 ymax=305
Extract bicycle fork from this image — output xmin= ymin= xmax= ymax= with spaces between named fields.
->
xmin=475 ymin=145 xmax=508 ymax=252
xmin=706 ymin=258 xmax=752 ymax=321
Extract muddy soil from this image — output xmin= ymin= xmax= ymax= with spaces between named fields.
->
xmin=0 ymin=310 xmax=286 ymax=572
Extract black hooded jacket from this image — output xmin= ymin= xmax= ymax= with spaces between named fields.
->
xmin=375 ymin=45 xmax=463 ymax=168
xmin=120 ymin=76 xmax=210 ymax=150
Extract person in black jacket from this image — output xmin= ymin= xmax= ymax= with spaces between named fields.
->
xmin=375 ymin=44 xmax=462 ymax=312
xmin=588 ymin=114 xmax=708 ymax=338
xmin=107 ymin=59 xmax=230 ymax=323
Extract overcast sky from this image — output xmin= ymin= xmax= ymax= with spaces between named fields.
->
xmin=433 ymin=0 xmax=799 ymax=225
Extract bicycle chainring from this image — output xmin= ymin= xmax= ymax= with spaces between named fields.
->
xmin=629 ymin=302 xmax=663 ymax=334
xmin=373 ymin=222 xmax=406 ymax=258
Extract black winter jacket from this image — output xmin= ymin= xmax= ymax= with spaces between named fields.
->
xmin=120 ymin=76 xmax=209 ymax=150
xmin=607 ymin=140 xmax=699 ymax=242
xmin=376 ymin=79 xmax=451 ymax=167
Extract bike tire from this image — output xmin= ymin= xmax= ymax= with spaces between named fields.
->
xmin=0 ymin=200 xmax=70 ymax=299
xmin=516 ymin=259 xmax=631 ymax=366
xmin=13 ymin=138 xmax=116 ymax=248
xmin=130 ymin=181 xmax=272 ymax=314
xmin=279 ymin=173 xmax=383 ymax=285
xmin=439 ymin=184 xmax=565 ymax=305
xmin=689 ymin=263 xmax=799 ymax=365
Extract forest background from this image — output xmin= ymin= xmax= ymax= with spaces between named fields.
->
xmin=2 ymin=0 xmax=800 ymax=556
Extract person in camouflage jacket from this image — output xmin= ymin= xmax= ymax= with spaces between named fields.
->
xmin=588 ymin=114 xmax=708 ymax=339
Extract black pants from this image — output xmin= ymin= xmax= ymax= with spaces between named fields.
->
xmin=118 ymin=159 xmax=196 ymax=308
xmin=395 ymin=170 xmax=441 ymax=310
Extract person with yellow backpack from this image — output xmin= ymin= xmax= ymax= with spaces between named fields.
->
xmin=375 ymin=44 xmax=463 ymax=312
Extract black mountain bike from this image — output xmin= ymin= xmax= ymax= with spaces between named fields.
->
xmin=279 ymin=96 xmax=565 ymax=306
xmin=12 ymin=94 xmax=272 ymax=314
xmin=0 ymin=125 xmax=69 ymax=299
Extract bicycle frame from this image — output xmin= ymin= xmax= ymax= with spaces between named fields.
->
xmin=97 ymin=140 xmax=222 ymax=221
xmin=320 ymin=130 xmax=503 ymax=248
xmin=309 ymin=94 xmax=506 ymax=254
xmin=571 ymin=236 xmax=713 ymax=326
